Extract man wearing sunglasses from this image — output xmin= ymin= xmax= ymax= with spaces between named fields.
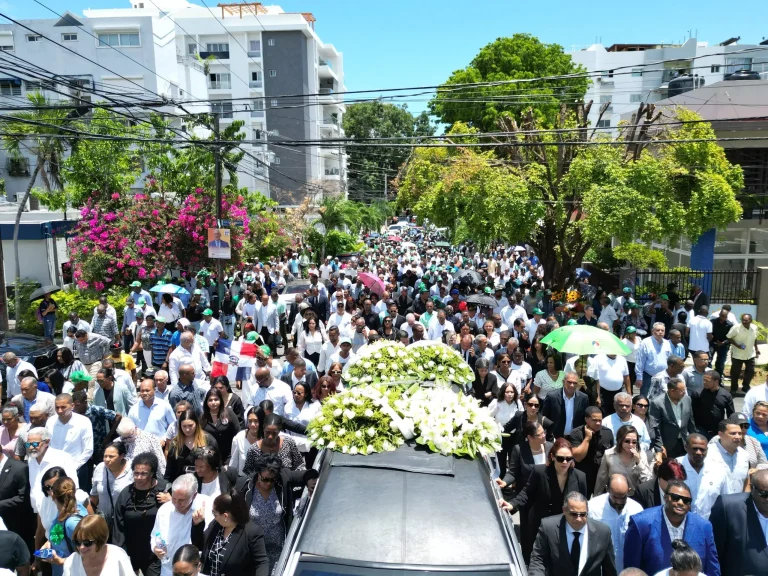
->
xmin=711 ymin=469 xmax=768 ymax=576
xmin=25 ymin=427 xmax=79 ymax=514
xmin=623 ymin=480 xmax=720 ymax=576
xmin=528 ymin=491 xmax=616 ymax=576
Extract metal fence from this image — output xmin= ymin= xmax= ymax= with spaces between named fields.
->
xmin=632 ymin=269 xmax=760 ymax=304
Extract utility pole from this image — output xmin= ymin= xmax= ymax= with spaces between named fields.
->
xmin=384 ymin=174 xmax=388 ymax=202
xmin=213 ymin=114 xmax=224 ymax=309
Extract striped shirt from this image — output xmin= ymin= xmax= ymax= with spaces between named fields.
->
xmin=149 ymin=328 xmax=173 ymax=367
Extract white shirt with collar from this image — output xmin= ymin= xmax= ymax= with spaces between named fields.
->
xmin=249 ymin=379 xmax=292 ymax=416
xmin=45 ymin=412 xmax=93 ymax=470
xmin=588 ymin=493 xmax=644 ymax=572
xmin=150 ymin=494 xmax=214 ymax=576
xmin=563 ymin=391 xmax=576 ymax=435
xmin=29 ymin=446 xmax=79 ymax=513
xmin=675 ymin=455 xmax=705 ymax=515
xmin=168 ymin=345 xmax=211 ymax=386
xmin=4 ymin=360 xmax=38 ymax=397
xmin=694 ymin=440 xmax=750 ymax=519
xmin=663 ymin=508 xmax=686 ymax=542
xmin=565 ymin=520 xmax=588 ymax=576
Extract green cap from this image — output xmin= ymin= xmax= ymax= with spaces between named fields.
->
xmin=567 ymin=319 xmax=578 ymax=326
xmin=137 ymin=297 xmax=145 ymax=305
xmin=130 ymin=281 xmax=142 ymax=287
xmin=659 ymin=294 xmax=669 ymax=301
xmin=483 ymin=287 xmax=492 ymax=294
xmin=70 ymin=371 xmax=93 ymax=383
xmin=259 ymin=344 xmax=272 ymax=356
xmin=246 ymin=331 xmax=258 ymax=342
xmin=202 ymin=308 xmax=213 ymax=316
xmin=533 ymin=307 xmax=544 ymax=315
xmin=623 ymin=287 xmax=632 ymax=293
xmin=155 ymin=316 xmax=167 ymax=323
xmin=194 ymin=289 xmax=202 ymax=295
xmin=626 ymin=326 xmax=637 ymax=334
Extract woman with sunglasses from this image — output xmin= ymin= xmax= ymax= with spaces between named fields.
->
xmin=490 ymin=353 xmax=517 ymax=388
xmin=504 ymin=438 xmax=587 ymax=563
xmin=61 ymin=514 xmax=134 ymax=576
xmin=242 ymin=414 xmax=305 ymax=476
xmin=165 ymin=409 xmax=218 ymax=484
xmin=201 ymin=388 xmax=240 ymax=464
xmin=315 ymin=372 xmax=340 ymax=402
xmin=471 ymin=358 xmax=499 ymax=407
xmin=632 ymin=394 xmax=662 ymax=460
xmin=505 ymin=392 xmax=554 ymax=447
xmin=191 ymin=492 xmax=269 ymax=576
xmin=0 ymin=404 xmax=21 ymax=459
xmin=378 ymin=316 xmax=397 ymax=341
xmin=89 ymin=442 xmax=132 ymax=541
xmin=233 ymin=454 xmax=308 ymax=574
xmin=594 ymin=425 xmax=653 ymax=497
xmin=113 ymin=453 xmax=170 ymax=576
xmin=532 ymin=355 xmax=564 ymax=400
xmin=211 ymin=376 xmax=245 ymax=429
xmin=298 ymin=316 xmax=326 ymax=368
xmin=229 ymin=408 xmax=261 ymax=475
xmin=38 ymin=477 xmax=89 ymax=575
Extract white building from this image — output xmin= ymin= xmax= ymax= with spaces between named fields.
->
xmin=568 ymin=38 xmax=768 ymax=132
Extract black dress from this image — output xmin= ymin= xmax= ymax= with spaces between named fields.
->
xmin=227 ymin=394 xmax=246 ymax=429
xmin=203 ymin=408 xmax=241 ymax=463
xmin=165 ymin=433 xmax=219 ymax=483
xmin=472 ymin=373 xmax=499 ymax=407
xmin=113 ymin=478 xmax=169 ymax=576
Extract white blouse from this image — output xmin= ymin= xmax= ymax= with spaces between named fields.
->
xmin=299 ymin=329 xmax=325 ymax=356
xmin=284 ymin=400 xmax=321 ymax=452
xmin=63 ymin=544 xmax=134 ymax=576
xmin=488 ymin=399 xmax=523 ymax=426
xmin=91 ymin=463 xmax=133 ymax=517
xmin=228 ymin=430 xmax=258 ymax=475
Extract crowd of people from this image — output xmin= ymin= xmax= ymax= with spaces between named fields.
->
xmin=0 ymin=230 xmax=764 ymax=576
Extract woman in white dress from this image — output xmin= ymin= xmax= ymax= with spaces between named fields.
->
xmin=63 ymin=515 xmax=134 ymax=576
xmin=284 ymin=382 xmax=320 ymax=468
xmin=228 ymin=407 xmax=261 ymax=475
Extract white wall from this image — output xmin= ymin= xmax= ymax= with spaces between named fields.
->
xmin=1 ymin=238 xmax=62 ymax=285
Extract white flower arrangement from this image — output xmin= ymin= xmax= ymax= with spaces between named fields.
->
xmin=405 ymin=341 xmax=476 ymax=387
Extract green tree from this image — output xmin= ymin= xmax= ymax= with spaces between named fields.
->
xmin=429 ymin=34 xmax=590 ymax=131
xmin=312 ymin=196 xmax=356 ymax=259
xmin=397 ymin=106 xmax=743 ymax=289
xmin=3 ymin=92 xmax=78 ymax=325
xmin=343 ymin=102 xmax=434 ymax=201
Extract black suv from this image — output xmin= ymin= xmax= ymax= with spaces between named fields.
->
xmin=0 ymin=331 xmax=59 ymax=381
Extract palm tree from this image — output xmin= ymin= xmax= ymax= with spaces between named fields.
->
xmin=313 ymin=195 xmax=355 ymax=260
xmin=3 ymin=92 xmax=75 ymax=325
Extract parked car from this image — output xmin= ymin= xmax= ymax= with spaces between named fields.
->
xmin=274 ymin=444 xmax=525 ymax=576
xmin=279 ymin=280 xmax=310 ymax=308
xmin=0 ymin=331 xmax=59 ymax=384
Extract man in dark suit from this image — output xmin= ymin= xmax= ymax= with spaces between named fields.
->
xmin=711 ymin=469 xmax=768 ymax=576
xmin=529 ymin=491 xmax=617 ymax=576
xmin=279 ymin=358 xmax=318 ymax=391
xmin=649 ymin=377 xmax=697 ymax=458
xmin=543 ymin=372 xmax=589 ymax=439
xmin=307 ymin=286 xmax=329 ymax=323
xmin=396 ymin=286 xmax=413 ymax=317
xmin=690 ymin=285 xmax=709 ymax=316
xmin=453 ymin=334 xmax=477 ymax=372
xmin=0 ymin=453 xmax=35 ymax=553
xmin=386 ymin=300 xmax=407 ymax=329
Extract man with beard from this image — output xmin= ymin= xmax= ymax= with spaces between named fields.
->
xmin=588 ymin=474 xmax=643 ymax=572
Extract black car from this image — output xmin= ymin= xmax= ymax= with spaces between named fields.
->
xmin=0 ymin=331 xmax=59 ymax=381
xmin=274 ymin=445 xmax=525 ymax=576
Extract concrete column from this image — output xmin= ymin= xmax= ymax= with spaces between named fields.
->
xmin=757 ymin=267 xmax=768 ymax=327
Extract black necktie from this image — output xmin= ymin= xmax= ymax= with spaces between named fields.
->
xmin=570 ymin=531 xmax=581 ymax=570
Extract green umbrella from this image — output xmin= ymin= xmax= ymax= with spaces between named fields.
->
xmin=540 ymin=325 xmax=631 ymax=356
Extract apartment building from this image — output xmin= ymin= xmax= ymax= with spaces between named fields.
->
xmin=568 ymin=37 xmax=768 ymax=132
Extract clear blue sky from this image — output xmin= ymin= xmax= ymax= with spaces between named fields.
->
xmin=7 ymin=0 xmax=768 ymax=114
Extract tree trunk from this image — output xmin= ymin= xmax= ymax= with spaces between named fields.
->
xmin=14 ymin=163 xmax=40 ymax=325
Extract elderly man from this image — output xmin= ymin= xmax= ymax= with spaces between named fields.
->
xmin=13 ymin=405 xmax=49 ymax=460
xmin=25 ymin=426 xmax=79 ymax=513
xmin=128 ymin=378 xmax=176 ymax=442
xmin=1 ymin=352 xmax=37 ymax=400
xmin=588 ymin=474 xmax=643 ymax=573
xmin=153 ymin=369 xmax=172 ymax=401
xmin=601 ymin=392 xmax=656 ymax=457
xmin=46 ymin=393 xmax=93 ymax=491
xmin=634 ymin=323 xmax=673 ymax=398
xmin=92 ymin=304 xmax=119 ymax=342
xmin=116 ymin=417 xmax=167 ymax=476
xmin=168 ymin=332 xmax=211 ymax=386
xmin=12 ymin=376 xmax=55 ymax=422
xmin=150 ymin=474 xmax=213 ymax=576
xmin=75 ymin=329 xmax=112 ymax=378
xmin=249 ymin=366 xmax=292 ymax=416
xmin=167 ymin=363 xmax=206 ymax=414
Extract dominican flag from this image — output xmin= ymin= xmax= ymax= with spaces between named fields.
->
xmin=211 ymin=338 xmax=258 ymax=382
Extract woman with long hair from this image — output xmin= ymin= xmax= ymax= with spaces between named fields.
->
xmin=211 ymin=376 xmax=245 ymax=429
xmin=89 ymin=442 xmax=132 ymax=540
xmin=527 ymin=335 xmax=548 ymax=379
xmin=55 ymin=348 xmax=85 ymax=383
xmin=504 ymin=438 xmax=588 ymax=564
xmin=37 ymin=468 xmax=93 ymax=563
xmin=165 ymin=409 xmax=218 ymax=483
xmin=472 ymin=358 xmax=499 ymax=407
xmin=200 ymin=388 xmax=240 ymax=463
xmin=632 ymin=394 xmax=662 ymax=458
xmin=285 ymin=382 xmax=320 ymax=468
xmin=313 ymin=375 xmax=337 ymax=403
xmin=491 ymin=353 xmax=517 ymax=387
xmin=113 ymin=453 xmax=170 ymax=576
xmin=594 ymin=425 xmax=654 ymax=496
xmin=488 ymin=383 xmax=523 ymax=476
xmin=229 ymin=407 xmax=261 ymax=475
xmin=298 ymin=316 xmax=325 ymax=368
xmin=242 ymin=414 xmax=305 ymax=475
xmin=61 ymin=514 xmax=134 ymax=576
xmin=192 ymin=492 xmax=269 ymax=576
xmin=532 ymin=355 xmax=565 ymax=400
xmin=482 ymin=320 xmax=500 ymax=348
xmin=40 ymin=477 xmax=89 ymax=575
xmin=378 ymin=316 xmax=397 ymax=341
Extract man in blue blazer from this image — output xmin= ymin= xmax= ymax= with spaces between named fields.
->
xmin=623 ymin=480 xmax=720 ymax=576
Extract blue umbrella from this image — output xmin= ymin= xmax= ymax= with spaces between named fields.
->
xmin=149 ymin=283 xmax=190 ymax=295
xmin=575 ymin=268 xmax=591 ymax=279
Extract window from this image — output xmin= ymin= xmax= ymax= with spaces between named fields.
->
xmin=725 ymin=58 xmax=751 ymax=73
xmin=596 ymin=119 xmax=611 ymax=128
xmin=630 ymin=93 xmax=643 ymax=103
xmin=0 ymin=80 xmax=21 ymax=96
xmin=631 ymin=68 xmax=643 ymax=77
xmin=248 ymin=40 xmax=261 ymax=56
xmin=206 ymin=43 xmax=229 ymax=53
xmin=208 ymin=73 xmax=231 ymax=89
xmin=601 ymin=69 xmax=614 ymax=78
xmin=98 ymin=32 xmax=140 ymax=47
xmin=269 ymin=70 xmax=276 ymax=77
xmin=271 ymin=129 xmax=279 ymax=136
xmin=25 ymin=80 xmax=42 ymax=92
xmin=6 ymin=156 xmax=29 ymax=176
xmin=267 ymin=38 xmax=275 ymax=46
xmin=252 ymin=99 xmax=264 ymax=110
xmin=273 ymin=156 xmax=280 ymax=164
xmin=0 ymin=45 xmax=12 ymax=52
xmin=251 ymin=71 xmax=261 ymax=82
xmin=211 ymin=101 xmax=233 ymax=118
xmin=62 ymin=33 xmax=77 ymax=42
xmin=188 ymin=43 xmax=198 ymax=55
xmin=711 ymin=64 xmax=721 ymax=73
xmin=599 ymin=95 xmax=612 ymax=111
xmin=271 ymin=99 xmax=278 ymax=107
xmin=27 ymin=35 xmax=43 ymax=42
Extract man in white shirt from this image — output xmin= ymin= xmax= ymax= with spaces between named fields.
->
xmin=153 ymin=370 xmax=172 ymax=401
xmin=46 ymin=393 xmax=93 ymax=488
xmin=12 ymin=377 xmax=55 ymax=421
xmin=590 ymin=353 xmax=630 ymax=414
xmin=588 ymin=474 xmax=643 ymax=572
xmin=526 ymin=308 xmax=545 ymax=341
xmin=1 ymin=353 xmax=38 ymax=399
xmin=318 ymin=326 xmax=340 ymax=374
xmin=168 ymin=332 xmax=211 ymax=386
xmin=248 ymin=367 xmax=292 ymax=416
xmin=25 ymin=426 xmax=79 ymax=513
xmin=501 ymin=295 xmax=527 ymax=328
xmin=128 ymin=378 xmax=177 ymax=442
xmin=62 ymin=311 xmax=91 ymax=335
xmin=318 ymin=257 xmax=333 ymax=282
xmin=256 ymin=293 xmax=280 ymax=353
xmin=675 ymin=434 xmax=708 ymax=517
xmin=688 ymin=305 xmax=713 ymax=354
xmin=601 ymin=392 xmax=654 ymax=456
xmin=151 ymin=474 xmax=213 ymax=576
xmin=199 ymin=309 xmax=224 ymax=353
xmin=327 ymin=301 xmax=352 ymax=333
xmin=328 ymin=337 xmax=356 ymax=369
xmin=727 ymin=312 xmax=761 ymax=394
xmin=695 ymin=415 xmax=750 ymax=520
xmin=427 ymin=310 xmax=454 ymax=342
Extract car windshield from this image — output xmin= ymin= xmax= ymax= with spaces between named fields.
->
xmin=285 ymin=284 xmax=308 ymax=294
xmin=295 ymin=561 xmax=511 ymax=576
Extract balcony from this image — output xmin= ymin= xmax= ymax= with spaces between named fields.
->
xmin=247 ymin=50 xmax=261 ymax=58
xmin=250 ymin=110 xmax=264 ymax=118
xmin=208 ymin=80 xmax=231 ymax=90
xmin=318 ymin=59 xmax=336 ymax=79
xmin=249 ymin=80 xmax=263 ymax=89
xmin=199 ymin=50 xmax=229 ymax=60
